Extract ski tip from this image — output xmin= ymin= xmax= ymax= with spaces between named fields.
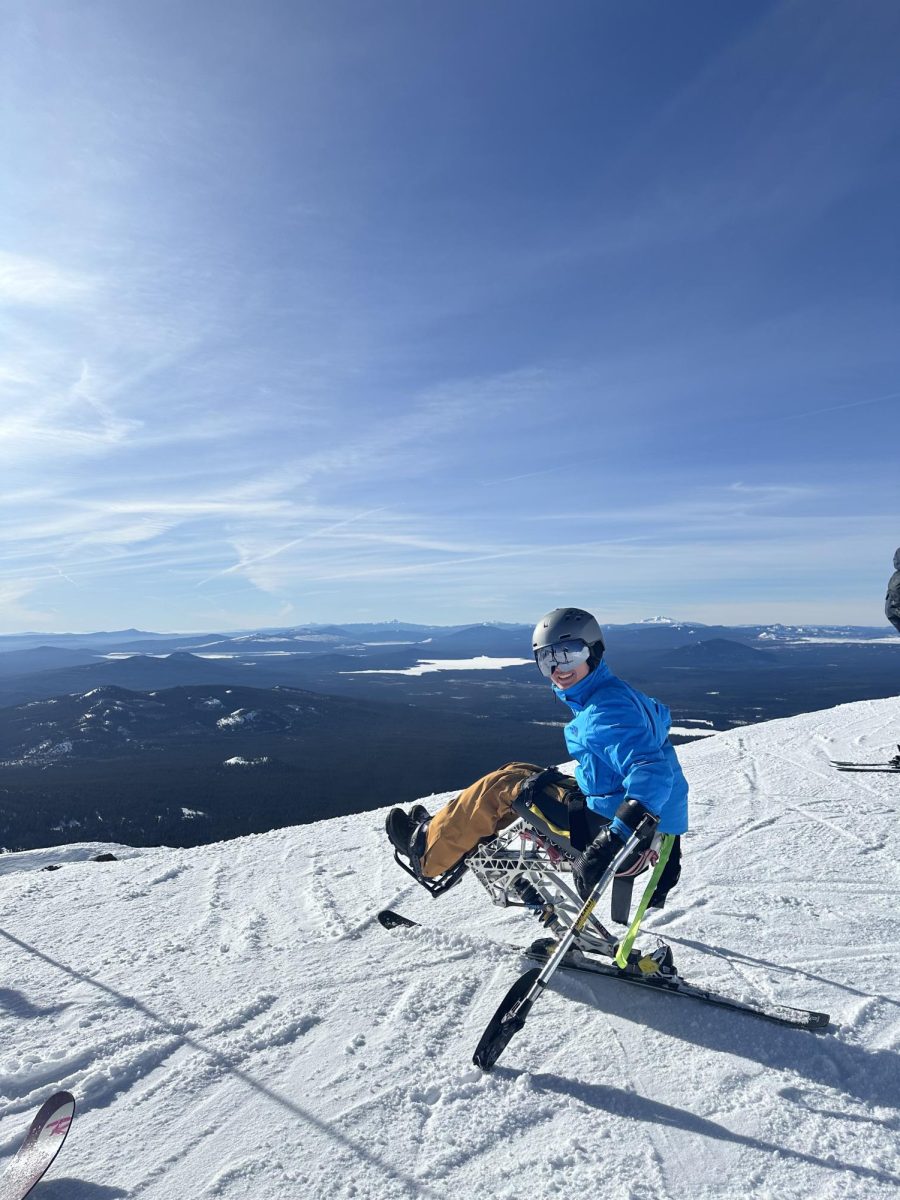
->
xmin=31 ymin=1091 xmax=76 ymax=1127
xmin=12 ymin=1091 xmax=76 ymax=1160
xmin=376 ymin=909 xmax=417 ymax=930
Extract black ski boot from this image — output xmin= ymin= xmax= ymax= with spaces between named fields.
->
xmin=384 ymin=805 xmax=467 ymax=897
xmin=385 ymin=807 xmax=430 ymax=880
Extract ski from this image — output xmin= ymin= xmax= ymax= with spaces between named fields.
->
xmin=0 ymin=1091 xmax=75 ymax=1200
xmin=829 ymin=758 xmax=883 ymax=765
xmin=378 ymin=909 xmax=422 ymax=930
xmin=522 ymin=940 xmax=830 ymax=1030
xmin=377 ymin=909 xmax=830 ymax=1033
xmin=829 ymin=761 xmax=900 ymax=772
xmin=829 ymin=746 xmax=900 ymax=771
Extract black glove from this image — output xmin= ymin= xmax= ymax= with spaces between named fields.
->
xmin=572 ymin=827 xmax=620 ymax=901
xmin=572 ymin=798 xmax=658 ymax=902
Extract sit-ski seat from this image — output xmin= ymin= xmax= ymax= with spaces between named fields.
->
xmin=510 ymin=789 xmax=660 ymax=924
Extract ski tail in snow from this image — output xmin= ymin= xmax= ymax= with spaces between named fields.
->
xmin=0 ymin=1091 xmax=75 ymax=1200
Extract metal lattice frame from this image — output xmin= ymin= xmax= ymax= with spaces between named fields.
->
xmin=464 ymin=819 xmax=619 ymax=956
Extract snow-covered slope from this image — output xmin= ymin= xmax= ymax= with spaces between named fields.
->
xmin=1 ymin=698 xmax=898 ymax=1199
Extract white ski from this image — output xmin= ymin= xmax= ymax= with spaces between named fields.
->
xmin=0 ymin=1092 xmax=75 ymax=1200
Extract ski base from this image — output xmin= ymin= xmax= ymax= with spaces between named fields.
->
xmin=377 ymin=909 xmax=830 ymax=1033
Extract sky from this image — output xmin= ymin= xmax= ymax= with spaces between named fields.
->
xmin=1 ymin=0 xmax=899 ymax=634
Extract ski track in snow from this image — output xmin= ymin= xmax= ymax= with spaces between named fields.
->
xmin=1 ymin=698 xmax=899 ymax=1198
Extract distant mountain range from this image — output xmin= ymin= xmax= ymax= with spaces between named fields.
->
xmin=1 ymin=620 xmax=897 ymax=853
xmin=0 ymin=621 xmax=895 ymax=707
xmin=654 ymin=638 xmax=780 ymax=670
xmin=0 ymin=680 xmax=569 ymax=851
xmin=1 ymin=619 xmax=894 ymax=657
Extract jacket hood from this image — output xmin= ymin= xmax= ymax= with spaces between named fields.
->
xmin=895 ymin=548 xmax=900 ymax=571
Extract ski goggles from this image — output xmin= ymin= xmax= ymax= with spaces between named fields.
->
xmin=534 ymin=638 xmax=591 ymax=678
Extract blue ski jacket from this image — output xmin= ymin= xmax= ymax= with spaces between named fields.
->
xmin=553 ymin=661 xmax=689 ymax=835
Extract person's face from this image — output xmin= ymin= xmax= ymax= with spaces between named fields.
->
xmin=551 ymin=659 xmax=590 ymax=689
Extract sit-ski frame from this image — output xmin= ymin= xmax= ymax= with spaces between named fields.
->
xmin=464 ymin=819 xmax=623 ymax=957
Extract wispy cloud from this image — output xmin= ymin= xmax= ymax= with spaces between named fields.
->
xmin=0 ymin=252 xmax=95 ymax=307
xmin=527 ymin=483 xmax=826 ymax=529
xmin=0 ymin=580 xmax=60 ymax=630
xmin=778 ymin=389 xmax=900 ymax=422
xmin=197 ymin=505 xmax=390 ymax=586
xmin=0 ymin=1 xmax=896 ymax=631
xmin=481 ymin=467 xmax=562 ymax=487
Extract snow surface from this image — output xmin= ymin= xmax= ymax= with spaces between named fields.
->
xmin=785 ymin=637 xmax=900 ymax=645
xmin=344 ymin=655 xmax=531 ymax=676
xmin=1 ymin=698 xmax=899 ymax=1198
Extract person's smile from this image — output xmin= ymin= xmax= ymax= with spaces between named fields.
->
xmin=551 ymin=661 xmax=589 ymax=688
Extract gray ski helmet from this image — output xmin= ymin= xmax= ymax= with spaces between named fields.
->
xmin=532 ymin=607 xmax=605 ymax=672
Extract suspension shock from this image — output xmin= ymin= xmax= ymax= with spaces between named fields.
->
xmin=513 ymin=877 xmax=564 ymax=932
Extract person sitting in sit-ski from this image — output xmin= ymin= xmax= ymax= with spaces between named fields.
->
xmin=386 ymin=606 xmax=688 ymax=909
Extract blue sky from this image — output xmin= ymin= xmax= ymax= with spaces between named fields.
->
xmin=1 ymin=0 xmax=898 ymax=633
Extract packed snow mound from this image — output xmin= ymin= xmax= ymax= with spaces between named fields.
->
xmin=1 ymin=697 xmax=899 ymax=1198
